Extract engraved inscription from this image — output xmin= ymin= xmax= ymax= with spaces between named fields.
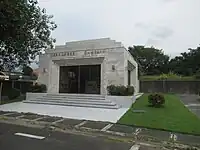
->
xmin=51 ymin=52 xmax=75 ymax=57
xmin=51 ymin=49 xmax=106 ymax=58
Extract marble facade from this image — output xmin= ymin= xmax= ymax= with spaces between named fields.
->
xmin=38 ymin=38 xmax=139 ymax=95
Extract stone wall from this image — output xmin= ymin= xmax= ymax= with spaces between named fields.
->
xmin=140 ymin=80 xmax=200 ymax=94
xmin=37 ymin=54 xmax=50 ymax=87
xmin=106 ymin=48 xmax=125 ymax=86
xmin=124 ymin=49 xmax=139 ymax=93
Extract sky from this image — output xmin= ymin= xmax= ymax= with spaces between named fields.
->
xmin=33 ymin=0 xmax=200 ymax=68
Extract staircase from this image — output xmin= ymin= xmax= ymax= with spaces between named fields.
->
xmin=24 ymin=93 xmax=119 ymax=109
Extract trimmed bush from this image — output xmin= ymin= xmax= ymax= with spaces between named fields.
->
xmin=107 ymin=85 xmax=134 ymax=96
xmin=126 ymin=85 xmax=135 ymax=95
xmin=29 ymin=83 xmax=47 ymax=93
xmin=148 ymin=93 xmax=165 ymax=107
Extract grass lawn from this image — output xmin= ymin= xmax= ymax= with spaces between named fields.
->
xmin=118 ymin=94 xmax=200 ymax=135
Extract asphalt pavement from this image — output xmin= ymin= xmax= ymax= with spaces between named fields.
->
xmin=179 ymin=94 xmax=200 ymax=118
xmin=0 ymin=123 xmax=132 ymax=150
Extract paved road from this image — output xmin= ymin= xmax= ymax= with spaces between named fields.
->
xmin=179 ymin=94 xmax=200 ymax=118
xmin=0 ymin=123 xmax=132 ymax=150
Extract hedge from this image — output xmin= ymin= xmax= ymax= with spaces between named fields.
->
xmin=107 ymin=85 xmax=134 ymax=96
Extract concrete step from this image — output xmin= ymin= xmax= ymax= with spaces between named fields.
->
xmin=25 ymin=99 xmax=116 ymax=106
xmin=43 ymin=95 xmax=106 ymax=100
xmin=34 ymin=97 xmax=112 ymax=103
xmin=25 ymin=93 xmax=119 ymax=109
xmin=46 ymin=93 xmax=105 ymax=98
xmin=24 ymin=101 xmax=119 ymax=109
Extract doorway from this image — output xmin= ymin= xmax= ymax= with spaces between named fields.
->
xmin=59 ymin=65 xmax=101 ymax=94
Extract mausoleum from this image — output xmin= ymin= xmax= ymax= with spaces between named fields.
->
xmin=0 ymin=38 xmax=141 ymax=120
xmin=38 ymin=38 xmax=139 ymax=95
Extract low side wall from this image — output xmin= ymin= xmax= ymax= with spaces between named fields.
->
xmin=106 ymin=95 xmax=134 ymax=108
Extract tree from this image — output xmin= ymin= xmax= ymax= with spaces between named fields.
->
xmin=0 ymin=0 xmax=57 ymax=71
xmin=129 ymin=46 xmax=170 ymax=75
xmin=169 ymin=45 xmax=200 ymax=76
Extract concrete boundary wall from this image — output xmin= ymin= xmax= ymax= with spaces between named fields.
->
xmin=140 ymin=80 xmax=200 ymax=94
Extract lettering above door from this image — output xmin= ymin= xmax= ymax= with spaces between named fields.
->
xmin=84 ymin=50 xmax=106 ymax=56
xmin=50 ymin=49 xmax=106 ymax=58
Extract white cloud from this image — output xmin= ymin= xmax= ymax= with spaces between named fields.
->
xmin=38 ymin=0 xmax=200 ymax=56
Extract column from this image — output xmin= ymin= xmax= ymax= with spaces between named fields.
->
xmin=48 ymin=60 xmax=60 ymax=93
xmin=100 ymin=59 xmax=107 ymax=95
xmin=131 ymin=66 xmax=139 ymax=93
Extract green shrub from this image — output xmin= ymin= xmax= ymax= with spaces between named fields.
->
xmin=157 ymin=72 xmax=182 ymax=80
xmin=157 ymin=73 xmax=168 ymax=80
xmin=7 ymin=88 xmax=20 ymax=100
xmin=148 ymin=93 xmax=165 ymax=107
xmin=107 ymin=85 xmax=134 ymax=96
xmin=29 ymin=83 xmax=47 ymax=93
xmin=126 ymin=85 xmax=135 ymax=95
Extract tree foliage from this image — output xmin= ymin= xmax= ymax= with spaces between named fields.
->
xmin=129 ymin=46 xmax=169 ymax=75
xmin=129 ymin=45 xmax=200 ymax=76
xmin=0 ymin=0 xmax=57 ymax=71
xmin=169 ymin=46 xmax=200 ymax=76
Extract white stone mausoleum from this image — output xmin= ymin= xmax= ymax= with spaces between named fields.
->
xmin=38 ymin=38 xmax=139 ymax=95
xmin=0 ymin=38 xmax=141 ymax=121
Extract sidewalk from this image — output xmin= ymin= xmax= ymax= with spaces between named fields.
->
xmin=0 ymin=111 xmax=200 ymax=149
